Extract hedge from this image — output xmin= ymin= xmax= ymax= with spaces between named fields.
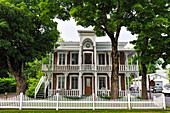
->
xmin=0 ymin=78 xmax=16 ymax=94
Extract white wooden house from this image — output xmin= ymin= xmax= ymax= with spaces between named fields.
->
xmin=35 ymin=30 xmax=139 ymax=98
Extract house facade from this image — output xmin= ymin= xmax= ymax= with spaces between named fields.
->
xmin=37 ymin=30 xmax=139 ymax=98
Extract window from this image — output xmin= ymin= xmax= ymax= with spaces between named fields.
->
xmin=71 ymin=53 xmax=78 ymax=65
xmin=71 ymin=77 xmax=78 ymax=89
xmin=58 ymin=76 xmax=65 ymax=89
xmin=58 ymin=53 xmax=66 ymax=65
xmin=99 ymin=77 xmax=106 ymax=90
xmin=99 ymin=54 xmax=105 ymax=65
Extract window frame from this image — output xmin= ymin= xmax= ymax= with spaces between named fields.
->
xmin=70 ymin=52 xmax=79 ymax=65
xmin=70 ymin=75 xmax=79 ymax=90
xmin=83 ymin=51 xmax=93 ymax=64
xmin=56 ymin=75 xmax=65 ymax=90
xmin=57 ymin=52 xmax=67 ymax=66
xmin=98 ymin=75 xmax=107 ymax=90
xmin=98 ymin=52 xmax=106 ymax=66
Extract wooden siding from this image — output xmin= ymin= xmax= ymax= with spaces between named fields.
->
xmin=120 ymin=73 xmax=125 ymax=90
xmin=53 ymin=73 xmax=57 ymax=90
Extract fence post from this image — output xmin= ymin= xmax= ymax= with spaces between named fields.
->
xmin=162 ymin=94 xmax=166 ymax=109
xmin=19 ymin=92 xmax=23 ymax=110
xmin=56 ymin=93 xmax=59 ymax=110
xmin=128 ymin=94 xmax=131 ymax=109
xmin=92 ymin=93 xmax=95 ymax=110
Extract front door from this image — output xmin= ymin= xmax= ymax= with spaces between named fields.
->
xmin=85 ymin=53 xmax=92 ymax=64
xmin=85 ymin=77 xmax=92 ymax=95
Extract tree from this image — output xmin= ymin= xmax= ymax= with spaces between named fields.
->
xmin=128 ymin=0 xmax=169 ymax=99
xmin=0 ymin=0 xmax=70 ymax=94
xmin=59 ymin=0 xmax=128 ymax=99
xmin=60 ymin=0 xmax=167 ymax=99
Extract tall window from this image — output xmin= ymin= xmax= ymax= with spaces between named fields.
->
xmin=99 ymin=54 xmax=105 ymax=65
xmin=99 ymin=77 xmax=106 ymax=90
xmin=58 ymin=76 xmax=65 ymax=89
xmin=71 ymin=53 xmax=78 ymax=65
xmin=71 ymin=77 xmax=78 ymax=89
xmin=59 ymin=53 xmax=66 ymax=65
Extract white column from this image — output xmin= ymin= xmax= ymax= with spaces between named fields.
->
xmin=125 ymin=52 xmax=129 ymax=65
xmin=79 ymin=72 xmax=82 ymax=97
xmin=95 ymin=73 xmax=97 ymax=96
xmin=79 ymin=46 xmax=82 ymax=70
xmin=134 ymin=74 xmax=137 ymax=91
xmin=125 ymin=74 xmax=127 ymax=91
xmin=64 ymin=73 xmax=68 ymax=90
xmin=94 ymin=46 xmax=97 ymax=70
xmin=119 ymin=76 xmax=121 ymax=91
xmin=136 ymin=53 xmax=139 ymax=71
xmin=108 ymin=52 xmax=111 ymax=65
xmin=127 ymin=73 xmax=130 ymax=92
xmin=109 ymin=73 xmax=111 ymax=90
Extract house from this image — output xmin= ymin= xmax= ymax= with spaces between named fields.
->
xmin=132 ymin=70 xmax=169 ymax=90
xmin=35 ymin=30 xmax=139 ymax=98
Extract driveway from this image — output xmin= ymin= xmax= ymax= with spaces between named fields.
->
xmin=148 ymin=92 xmax=170 ymax=107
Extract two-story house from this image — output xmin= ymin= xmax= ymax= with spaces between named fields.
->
xmin=35 ymin=30 xmax=139 ymax=98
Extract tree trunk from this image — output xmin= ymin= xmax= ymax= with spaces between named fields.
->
xmin=141 ymin=62 xmax=148 ymax=99
xmin=14 ymin=73 xmax=27 ymax=95
xmin=6 ymin=56 xmax=26 ymax=95
xmin=110 ymin=41 xmax=119 ymax=99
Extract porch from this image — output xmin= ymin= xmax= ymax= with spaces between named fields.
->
xmin=48 ymin=89 xmax=140 ymax=97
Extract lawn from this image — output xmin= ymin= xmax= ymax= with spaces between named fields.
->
xmin=0 ymin=109 xmax=170 ymax=113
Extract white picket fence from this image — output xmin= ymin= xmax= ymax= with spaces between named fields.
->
xmin=0 ymin=93 xmax=166 ymax=110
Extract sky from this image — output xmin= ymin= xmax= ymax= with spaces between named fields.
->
xmin=55 ymin=18 xmax=170 ymax=69
xmin=55 ymin=18 xmax=137 ymax=47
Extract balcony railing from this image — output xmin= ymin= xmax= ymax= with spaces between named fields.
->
xmin=42 ymin=64 xmax=138 ymax=72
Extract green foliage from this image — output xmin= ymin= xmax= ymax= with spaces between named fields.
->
xmin=63 ymin=96 xmax=82 ymax=100
xmin=26 ymin=70 xmax=44 ymax=98
xmin=0 ymin=0 xmax=70 ymax=93
xmin=168 ymin=68 xmax=170 ymax=84
xmin=128 ymin=0 xmax=169 ymax=67
xmin=0 ymin=78 xmax=16 ymax=93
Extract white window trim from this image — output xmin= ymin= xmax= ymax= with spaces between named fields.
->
xmin=56 ymin=75 xmax=65 ymax=90
xmin=70 ymin=52 xmax=79 ymax=66
xmin=70 ymin=75 xmax=79 ymax=90
xmin=57 ymin=52 xmax=68 ymax=66
xmin=98 ymin=75 xmax=107 ymax=90
xmin=97 ymin=52 xmax=106 ymax=66
xmin=83 ymin=51 xmax=93 ymax=64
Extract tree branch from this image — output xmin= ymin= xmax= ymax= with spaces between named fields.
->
xmin=6 ymin=56 xmax=17 ymax=76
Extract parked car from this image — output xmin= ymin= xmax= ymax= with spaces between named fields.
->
xmin=130 ymin=85 xmax=139 ymax=91
xmin=151 ymin=85 xmax=163 ymax=93
xmin=162 ymin=84 xmax=170 ymax=96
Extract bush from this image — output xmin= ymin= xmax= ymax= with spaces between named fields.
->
xmin=0 ymin=78 xmax=16 ymax=94
xmin=26 ymin=70 xmax=44 ymax=98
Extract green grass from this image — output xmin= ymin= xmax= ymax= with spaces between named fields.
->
xmin=0 ymin=109 xmax=169 ymax=113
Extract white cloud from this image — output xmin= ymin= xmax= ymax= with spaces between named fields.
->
xmin=55 ymin=18 xmax=137 ymax=45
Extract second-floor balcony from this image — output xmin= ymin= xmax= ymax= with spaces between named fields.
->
xmin=42 ymin=64 xmax=138 ymax=72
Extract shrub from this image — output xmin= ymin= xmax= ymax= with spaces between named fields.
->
xmin=0 ymin=78 xmax=16 ymax=93
xmin=26 ymin=70 xmax=44 ymax=98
